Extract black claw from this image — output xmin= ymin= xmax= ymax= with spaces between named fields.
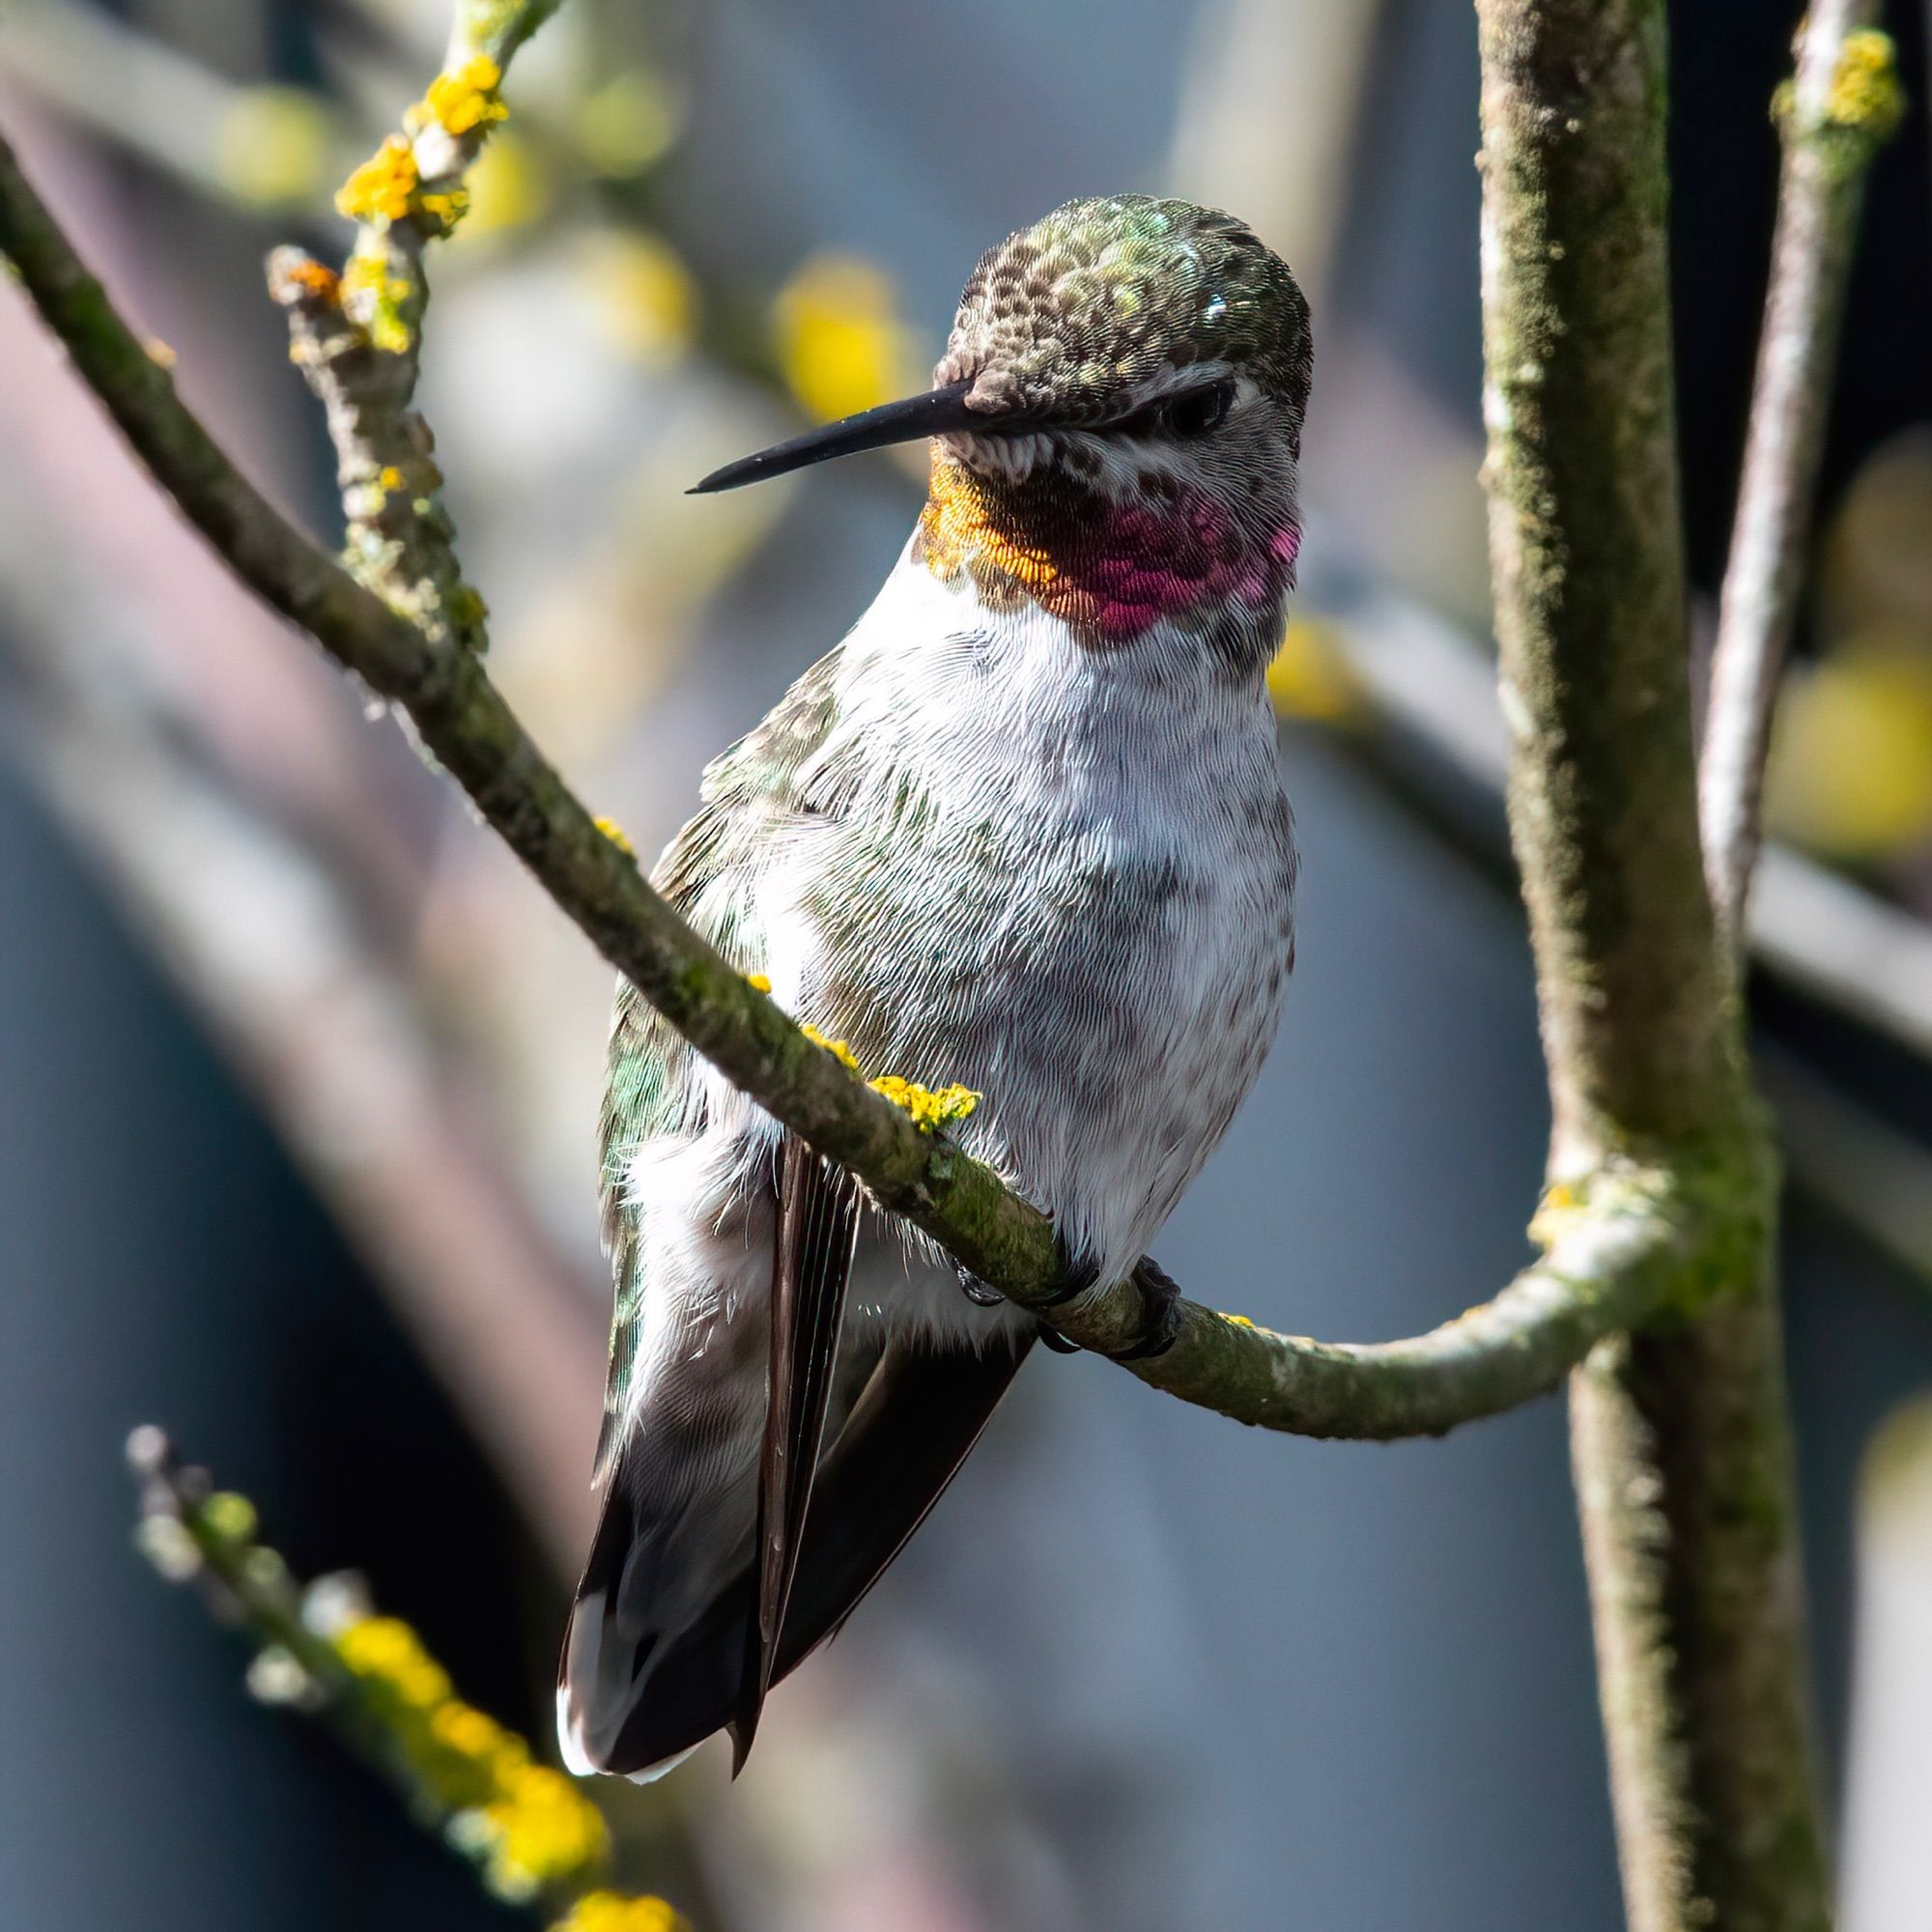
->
xmin=1036 ymin=1321 xmax=1082 ymax=1354
xmin=954 ymin=1264 xmax=1005 ymax=1308
xmin=1108 ymin=1257 xmax=1183 ymax=1362
xmin=1036 ymin=1231 xmax=1102 ymax=1310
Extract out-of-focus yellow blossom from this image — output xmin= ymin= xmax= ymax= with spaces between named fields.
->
xmin=575 ymin=70 xmax=681 ymax=179
xmin=414 ymin=57 xmax=509 ymax=139
xmin=336 ymin=136 xmax=419 ymax=226
xmin=335 ymin=1614 xmax=454 ymax=1714
xmin=464 ymin=1761 xmax=611 ymax=1901
xmin=214 ymin=87 xmax=333 ymax=206
xmin=330 ymin=1612 xmax=610 ymax=1894
xmin=775 ymin=255 xmax=927 ymax=425
xmin=868 ymin=1074 xmax=980 ymax=1131
xmin=460 ymin=128 xmax=552 ymax=238
xmin=1266 ymin=617 xmax=1365 ymax=724
xmin=578 ymin=231 xmax=697 ymax=367
xmin=202 ymin=1491 xmax=258 ymax=1543
xmin=1765 ymin=637 xmax=1932 ymax=860
xmin=552 ymin=1890 xmax=689 ymax=1932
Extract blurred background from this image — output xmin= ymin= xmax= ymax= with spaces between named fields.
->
xmin=2 ymin=1 xmax=1931 ymax=1927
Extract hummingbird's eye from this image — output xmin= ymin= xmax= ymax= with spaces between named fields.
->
xmin=1158 ymin=380 xmax=1235 ymax=439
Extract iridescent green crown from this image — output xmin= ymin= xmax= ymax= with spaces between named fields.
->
xmin=935 ymin=195 xmax=1312 ymax=431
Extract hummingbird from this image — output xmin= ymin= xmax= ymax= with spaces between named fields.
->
xmin=558 ymin=195 xmax=1310 ymax=1781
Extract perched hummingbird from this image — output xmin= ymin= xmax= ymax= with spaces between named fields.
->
xmin=559 ymin=195 xmax=1310 ymax=1781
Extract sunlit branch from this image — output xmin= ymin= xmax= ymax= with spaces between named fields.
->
xmin=1699 ymin=4 xmax=1904 ymax=952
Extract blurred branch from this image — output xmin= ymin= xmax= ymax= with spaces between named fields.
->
xmin=1474 ymin=6 xmax=1828 ymax=1932
xmin=127 ymin=1427 xmax=688 ymax=1931
xmin=1700 ymin=9 xmax=1905 ymax=950
xmin=0 ymin=0 xmax=357 ymax=213
xmin=0 ymin=539 xmax=604 ymax=1569
xmin=1304 ymin=543 xmax=1932 ymax=1068
xmin=0 ymin=109 xmax=1739 ymax=1443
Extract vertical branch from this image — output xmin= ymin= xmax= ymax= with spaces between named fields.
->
xmin=1475 ymin=4 xmax=1829 ymax=1929
xmin=1700 ymin=7 xmax=1905 ymax=950
xmin=1476 ymin=0 xmax=1739 ymax=1173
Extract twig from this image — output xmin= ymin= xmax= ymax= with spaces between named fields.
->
xmin=1699 ymin=6 xmax=1906 ymax=952
xmin=126 ymin=1429 xmax=687 ymax=1931
xmin=0 ymin=122 xmax=1740 ymax=1442
xmin=1473 ymin=3 xmax=1831 ymax=1925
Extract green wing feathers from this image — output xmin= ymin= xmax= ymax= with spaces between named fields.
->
xmin=592 ymin=649 xmax=846 ymax=1481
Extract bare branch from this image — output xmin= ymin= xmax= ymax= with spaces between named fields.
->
xmin=1700 ymin=6 xmax=1905 ymax=952
xmin=126 ymin=1429 xmax=692 ymax=1928
xmin=1474 ymin=2 xmax=1829 ymax=1926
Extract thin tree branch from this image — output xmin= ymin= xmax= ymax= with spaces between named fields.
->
xmin=1699 ymin=5 xmax=1906 ymax=952
xmin=0 ymin=119 xmax=1738 ymax=1442
xmin=126 ymin=1428 xmax=693 ymax=1930
xmin=1473 ymin=3 xmax=1834 ymax=1925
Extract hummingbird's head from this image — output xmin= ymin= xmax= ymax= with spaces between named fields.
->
xmin=692 ymin=196 xmax=1311 ymax=651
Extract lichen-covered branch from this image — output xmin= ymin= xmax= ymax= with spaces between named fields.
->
xmin=1699 ymin=10 xmax=1904 ymax=951
xmin=275 ymin=34 xmax=537 ymax=648
xmin=127 ymin=1428 xmax=687 ymax=1931
xmin=1476 ymin=3 xmax=1831 ymax=1926
xmin=0 ymin=120 xmax=1742 ymax=1441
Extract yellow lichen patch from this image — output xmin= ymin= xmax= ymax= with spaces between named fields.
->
xmin=551 ymin=1890 xmax=688 ymax=1932
xmin=336 ymin=135 xmax=419 ymax=226
xmin=593 ymin=816 xmax=636 ymax=857
xmin=378 ymin=466 xmax=405 ymax=492
xmin=464 ymin=1761 xmax=611 ymax=1901
xmin=1218 ymin=1312 xmax=1256 ymax=1329
xmin=745 ymin=972 xmax=773 ymax=994
xmin=418 ymin=56 xmax=510 ymax=139
xmin=143 ymin=336 xmax=178 ymax=371
xmin=1827 ymin=30 xmax=1905 ymax=139
xmin=340 ymin=252 xmax=414 ymax=354
xmin=799 ymin=1024 xmax=861 ymax=1071
xmin=331 ymin=1611 xmax=611 ymax=1896
xmin=202 ymin=1491 xmax=258 ymax=1541
xmin=418 ymin=187 xmax=472 ymax=235
xmin=867 ymin=1075 xmax=980 ymax=1132
xmin=335 ymin=1613 xmax=454 ymax=1715
xmin=1528 ymin=1179 xmax=1589 ymax=1249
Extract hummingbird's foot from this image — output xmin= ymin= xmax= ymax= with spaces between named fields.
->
xmin=1108 ymin=1256 xmax=1183 ymax=1361
xmin=954 ymin=1264 xmax=1004 ymax=1308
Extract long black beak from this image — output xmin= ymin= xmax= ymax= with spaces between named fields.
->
xmin=688 ymin=378 xmax=1007 ymax=495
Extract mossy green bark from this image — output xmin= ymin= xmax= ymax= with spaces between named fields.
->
xmin=1476 ymin=3 xmax=1829 ymax=1926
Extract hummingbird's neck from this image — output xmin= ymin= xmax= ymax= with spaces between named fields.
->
xmin=912 ymin=456 xmax=1298 ymax=650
